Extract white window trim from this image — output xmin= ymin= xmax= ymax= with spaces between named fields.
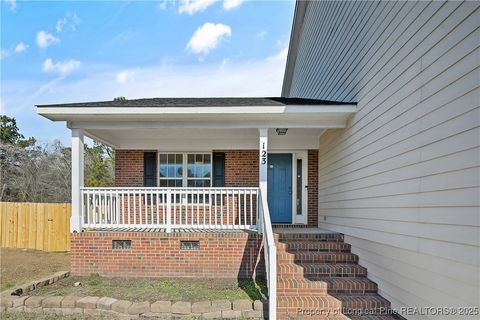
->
xmin=157 ymin=152 xmax=213 ymax=187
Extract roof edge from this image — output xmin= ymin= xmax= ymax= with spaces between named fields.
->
xmin=281 ymin=0 xmax=308 ymax=98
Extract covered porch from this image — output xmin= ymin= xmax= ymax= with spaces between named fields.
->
xmin=37 ymin=97 xmax=356 ymax=233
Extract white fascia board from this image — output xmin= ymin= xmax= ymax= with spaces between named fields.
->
xmin=37 ymin=104 xmax=357 ymax=118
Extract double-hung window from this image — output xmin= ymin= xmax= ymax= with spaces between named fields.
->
xmin=159 ymin=153 xmax=211 ymax=187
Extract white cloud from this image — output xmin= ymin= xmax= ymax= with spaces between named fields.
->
xmin=56 ymin=17 xmax=67 ymax=32
xmin=178 ymin=0 xmax=216 ymax=15
xmin=14 ymin=42 xmax=28 ymax=53
xmin=223 ymin=0 xmax=244 ymax=10
xmin=187 ymin=23 xmax=231 ymax=57
xmin=256 ymin=30 xmax=267 ymax=39
xmin=116 ymin=70 xmax=136 ymax=83
xmin=42 ymin=58 xmax=80 ymax=75
xmin=5 ymin=0 xmax=16 ymax=12
xmin=157 ymin=0 xmax=168 ymax=10
xmin=267 ymin=47 xmax=288 ymax=61
xmin=0 ymin=49 xmax=10 ymax=59
xmin=36 ymin=30 xmax=59 ymax=48
xmin=56 ymin=12 xmax=81 ymax=32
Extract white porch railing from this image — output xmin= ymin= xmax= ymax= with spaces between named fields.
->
xmin=258 ymin=182 xmax=277 ymax=320
xmin=81 ymin=187 xmax=259 ymax=231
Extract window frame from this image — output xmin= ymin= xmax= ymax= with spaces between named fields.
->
xmin=157 ymin=152 xmax=213 ymax=188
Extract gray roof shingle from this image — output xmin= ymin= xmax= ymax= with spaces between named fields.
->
xmin=36 ymin=97 xmax=354 ymax=108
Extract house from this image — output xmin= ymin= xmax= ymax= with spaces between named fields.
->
xmin=37 ymin=1 xmax=479 ymax=319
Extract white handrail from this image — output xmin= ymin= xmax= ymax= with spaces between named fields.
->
xmin=258 ymin=181 xmax=277 ymax=320
xmin=80 ymin=187 xmax=258 ymax=231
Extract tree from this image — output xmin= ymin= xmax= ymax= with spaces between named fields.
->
xmin=0 ymin=115 xmax=36 ymax=147
xmin=0 ymin=116 xmax=115 ymax=202
xmin=85 ymin=143 xmax=114 ymax=187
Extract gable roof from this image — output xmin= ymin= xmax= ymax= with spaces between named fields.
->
xmin=36 ymin=97 xmax=353 ymax=108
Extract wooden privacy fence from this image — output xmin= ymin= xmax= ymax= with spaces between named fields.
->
xmin=0 ymin=202 xmax=71 ymax=252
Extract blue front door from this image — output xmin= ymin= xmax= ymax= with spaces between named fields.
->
xmin=267 ymin=153 xmax=292 ymax=223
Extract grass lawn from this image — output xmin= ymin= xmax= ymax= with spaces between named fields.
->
xmin=30 ymin=273 xmax=267 ymax=302
xmin=0 ymin=248 xmax=70 ymax=292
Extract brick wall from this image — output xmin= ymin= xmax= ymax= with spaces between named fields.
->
xmin=114 ymin=149 xmax=318 ymax=225
xmin=115 ymin=150 xmax=145 ymax=187
xmin=308 ymin=150 xmax=318 ymax=227
xmin=71 ymin=231 xmax=264 ymax=279
xmin=223 ymin=150 xmax=259 ymax=187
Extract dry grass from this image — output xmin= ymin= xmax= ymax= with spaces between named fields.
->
xmin=31 ymin=273 xmax=267 ymax=302
xmin=0 ymin=248 xmax=70 ymax=291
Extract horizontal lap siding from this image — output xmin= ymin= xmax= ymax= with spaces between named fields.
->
xmin=287 ymin=0 xmax=480 ymax=317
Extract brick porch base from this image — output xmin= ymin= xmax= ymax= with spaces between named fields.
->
xmin=71 ymin=230 xmax=264 ymax=279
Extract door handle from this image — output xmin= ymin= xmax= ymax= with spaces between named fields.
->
xmin=288 ymin=187 xmax=292 ymax=195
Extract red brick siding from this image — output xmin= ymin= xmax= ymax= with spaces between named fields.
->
xmin=115 ymin=150 xmax=145 ymax=187
xmin=71 ymin=231 xmax=264 ymax=279
xmin=222 ymin=150 xmax=259 ymax=187
xmin=308 ymin=150 xmax=318 ymax=227
xmin=113 ymin=149 xmax=318 ymax=225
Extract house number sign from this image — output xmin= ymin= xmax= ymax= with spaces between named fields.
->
xmin=261 ymin=142 xmax=267 ymax=165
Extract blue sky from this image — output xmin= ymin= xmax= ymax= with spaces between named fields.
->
xmin=1 ymin=0 xmax=294 ymax=144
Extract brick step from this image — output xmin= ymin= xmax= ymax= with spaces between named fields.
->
xmin=276 ymin=277 xmax=378 ymax=296
xmin=321 ymin=277 xmax=378 ymax=294
xmin=277 ymin=294 xmax=391 ymax=313
xmin=334 ymin=294 xmax=391 ymax=313
xmin=277 ymin=309 xmax=352 ymax=320
xmin=278 ymin=263 xmax=367 ymax=278
xmin=277 ymin=278 xmax=328 ymax=295
xmin=276 ymin=240 xmax=351 ymax=253
xmin=275 ymin=232 xmax=344 ymax=242
xmin=349 ymin=316 xmax=403 ymax=320
xmin=277 ymin=308 xmax=399 ymax=320
xmin=278 ymin=252 xmax=358 ymax=264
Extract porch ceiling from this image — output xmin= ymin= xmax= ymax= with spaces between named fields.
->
xmin=36 ymin=97 xmax=356 ymax=149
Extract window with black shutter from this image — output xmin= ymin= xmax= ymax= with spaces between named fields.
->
xmin=144 ymin=152 xmax=157 ymax=187
xmin=212 ymin=152 xmax=225 ymax=187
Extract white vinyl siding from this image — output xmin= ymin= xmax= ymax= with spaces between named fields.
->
xmin=285 ymin=1 xmax=480 ymax=318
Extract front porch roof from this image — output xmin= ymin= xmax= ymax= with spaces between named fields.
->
xmin=36 ymin=97 xmax=356 ymax=149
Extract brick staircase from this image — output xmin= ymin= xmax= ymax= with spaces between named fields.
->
xmin=275 ymin=232 xmax=401 ymax=320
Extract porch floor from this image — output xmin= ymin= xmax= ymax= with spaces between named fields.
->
xmin=85 ymin=226 xmax=337 ymax=234
xmin=83 ymin=227 xmax=256 ymax=233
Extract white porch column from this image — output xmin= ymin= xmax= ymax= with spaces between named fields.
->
xmin=259 ymin=128 xmax=268 ymax=188
xmin=71 ymin=129 xmax=84 ymax=232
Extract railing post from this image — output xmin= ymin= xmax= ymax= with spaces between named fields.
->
xmin=166 ymin=189 xmax=172 ymax=233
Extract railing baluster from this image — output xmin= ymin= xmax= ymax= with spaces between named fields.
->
xmin=243 ymin=190 xmax=247 ymax=229
xmin=166 ymin=189 xmax=172 ymax=232
xmin=226 ymin=189 xmax=229 ymax=228
xmin=133 ymin=191 xmax=136 ymax=226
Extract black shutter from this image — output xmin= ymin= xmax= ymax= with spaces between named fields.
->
xmin=212 ymin=152 xmax=225 ymax=187
xmin=144 ymin=152 xmax=156 ymax=187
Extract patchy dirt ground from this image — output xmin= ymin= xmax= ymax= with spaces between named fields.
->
xmin=0 ymin=248 xmax=70 ymax=291
xmin=30 ymin=274 xmax=267 ymax=302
